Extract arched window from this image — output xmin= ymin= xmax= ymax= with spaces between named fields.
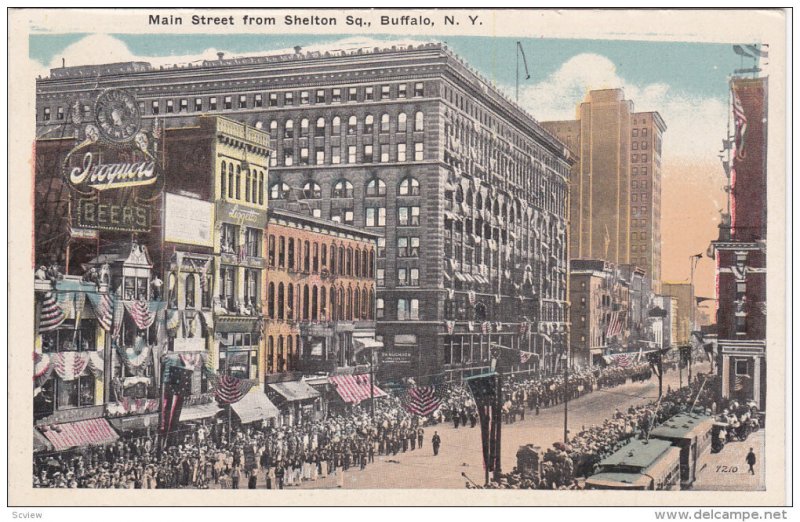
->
xmin=245 ymin=169 xmax=251 ymax=202
xmin=361 ymin=288 xmax=368 ymax=319
xmin=332 ymin=179 xmax=353 ymax=198
xmin=380 ymin=113 xmax=390 ymax=132
xmin=278 ymin=335 xmax=284 ymax=371
xmin=368 ymin=250 xmax=375 ymax=278
xmin=258 ymin=172 xmax=264 ymax=205
xmin=303 ymin=240 xmax=310 ymax=273
xmin=332 ymin=116 xmax=341 ymax=134
xmin=346 ymin=247 xmax=353 ymax=276
xmin=347 ymin=116 xmax=357 ymax=134
xmin=268 ymin=336 xmax=275 ymax=373
xmin=321 ymin=243 xmax=328 ymax=268
xmin=338 ymin=287 xmax=345 ymax=320
xmin=303 ymin=285 xmax=310 ymax=320
xmin=300 ymin=118 xmax=309 ymax=137
xmin=287 ymin=336 xmax=294 ymax=371
xmin=414 ymin=111 xmax=424 ymax=131
xmin=320 ymin=287 xmax=328 ymax=319
xmin=330 ymin=243 xmax=337 ymax=274
xmin=398 ymin=113 xmax=408 ymax=132
xmin=368 ymin=289 xmax=375 ymax=320
xmin=330 ymin=286 xmax=336 ymax=320
xmin=338 ymin=246 xmax=345 ymax=276
xmin=287 ymin=284 xmax=294 ymax=320
xmin=269 ymin=120 xmax=278 ymax=138
xmin=346 ymin=288 xmax=353 ymax=320
xmin=399 ymin=177 xmax=420 ymax=196
xmin=354 ymin=248 xmax=361 ymax=277
xmin=312 ymin=286 xmax=318 ymax=320
xmin=466 ymin=188 xmax=473 ymax=206
xmin=277 ymin=283 xmax=285 ymax=319
xmin=361 ymin=250 xmax=368 ymax=277
xmin=353 ymin=288 xmax=360 ymax=320
xmin=316 ymin=117 xmax=325 ymax=134
xmin=364 ymin=114 xmax=374 ymax=133
xmin=227 ymin=162 xmax=234 ymax=198
xmin=251 ymin=170 xmax=258 ymax=204
xmin=235 ymin=165 xmax=241 ymax=199
xmin=220 ymin=162 xmax=227 ymax=197
xmin=185 ymin=274 xmax=195 ymax=309
xmin=269 ymin=182 xmax=291 ymax=200
xmin=284 ymin=119 xmax=294 ymax=138
xmin=365 ymin=178 xmax=386 ymax=196
xmin=476 ymin=192 xmax=483 ymax=210
xmin=456 ymin=185 xmax=464 ymax=204
xmin=268 ymin=282 xmax=275 ymax=319
xmin=303 ymin=181 xmax=322 ymax=199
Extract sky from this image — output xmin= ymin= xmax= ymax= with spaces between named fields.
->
xmin=30 ymin=33 xmax=756 ymax=302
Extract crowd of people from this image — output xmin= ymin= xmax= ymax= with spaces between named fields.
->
xmin=34 ymin=360 xmax=670 ymax=489
xmin=474 ymin=372 xmax=728 ymax=489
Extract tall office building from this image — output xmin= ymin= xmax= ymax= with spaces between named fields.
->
xmin=542 ymin=89 xmax=666 ymax=291
xmin=36 ymin=43 xmax=572 ymax=382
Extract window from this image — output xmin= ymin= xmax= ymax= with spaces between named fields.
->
xmin=364 ymin=144 xmax=373 ymax=162
xmin=220 ymin=223 xmax=238 ymax=254
xmin=414 ymin=82 xmax=424 ymax=97
xmin=365 ymin=86 xmax=374 ymax=101
xmin=398 ymin=84 xmax=407 ymax=98
xmin=414 ymin=111 xmax=424 ymax=131
xmin=398 ymin=237 xmax=408 ymax=257
xmin=397 ymin=143 xmax=407 ymax=162
xmin=220 ymin=162 xmax=227 ymax=197
xmin=179 ymin=99 xmax=188 ymax=112
xmin=735 ymin=360 xmax=749 ymax=376
xmin=642 ymin=128 xmax=648 ymax=136
xmin=380 ymin=144 xmax=389 ymax=163
xmin=269 ymin=93 xmax=278 ymax=107
xmin=348 ymin=87 xmax=358 ymax=102
xmin=235 ymin=165 xmax=241 ymax=199
xmin=332 ymin=88 xmax=341 ymax=102
xmin=332 ymin=116 xmax=341 ymax=134
xmin=331 ymin=208 xmax=354 ymax=225
xmin=239 ymin=94 xmax=247 ymax=108
xmin=348 ymin=145 xmax=357 ymax=163
xmin=43 ymin=107 xmax=51 ymax=121
xmin=409 ymin=237 xmax=421 ymax=257
xmin=376 ymin=298 xmax=385 ymax=319
xmin=316 ymin=89 xmax=325 ymax=103
xmin=219 ymin=265 xmax=236 ymax=310
xmin=300 ymin=118 xmax=309 ymax=137
xmin=347 ymin=116 xmax=357 ymax=134
xmin=332 ymin=180 xmax=354 ymax=198
xmin=364 ymin=114 xmax=374 ymax=133
xmin=641 ymin=140 xmax=648 ymax=150
xmin=380 ymin=113 xmax=390 ymax=132
xmin=285 ymin=92 xmax=294 ymax=105
xmin=381 ymin=85 xmax=390 ymax=99
xmin=376 ymin=268 xmax=385 ymax=287
xmin=316 ymin=150 xmax=325 ymax=165
xmin=300 ymin=147 xmax=309 ymax=165
xmin=245 ymin=228 xmax=262 ymax=257
xmin=244 ymin=269 xmax=259 ymax=306
xmin=270 ymin=182 xmax=291 ymax=200
xmin=397 ymin=268 xmax=407 ymax=286
xmin=209 ymin=97 xmax=217 ymax=110
xmin=398 ymin=113 xmax=408 ymax=132
xmin=166 ymin=100 xmax=174 ymax=113
xmin=268 ymin=235 xmax=276 ymax=267
xmin=224 ymin=96 xmax=232 ymax=109
xmin=632 ymin=142 xmax=639 ymax=150
xmin=315 ymin=117 xmax=326 ymax=135
xmin=366 ymin=178 xmax=386 ymax=196
xmin=414 ymin=142 xmax=424 ymax=161
xmin=332 ymin=146 xmax=341 ymax=164
xmin=365 ymin=207 xmax=386 ymax=227
xmin=284 ymin=119 xmax=294 ymax=138
xmin=254 ymin=94 xmax=263 ymax=107
xmin=151 ymin=101 xmax=160 ymax=115
xmin=632 ymin=154 xmax=638 ymax=163
xmin=284 ymin=149 xmax=294 ymax=166
xmin=377 ymin=237 xmax=386 ymax=258
xmin=398 ymin=206 xmax=420 ymax=226
xmin=301 ymin=91 xmax=309 ymax=104
xmin=410 ymin=268 xmax=420 ymax=286
xmin=398 ymin=298 xmax=420 ymax=320
xmin=303 ymin=181 xmax=322 ymax=199
xmin=399 ymin=177 xmax=420 ymax=195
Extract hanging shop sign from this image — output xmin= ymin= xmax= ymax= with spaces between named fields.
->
xmin=68 ymin=152 xmax=157 ymax=191
xmin=217 ymin=201 xmax=268 ymax=229
xmin=69 ymin=227 xmax=98 ymax=240
xmin=75 ymin=198 xmax=151 ymax=233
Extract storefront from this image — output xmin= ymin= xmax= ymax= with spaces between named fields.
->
xmin=719 ymin=340 xmax=766 ymax=411
xmin=266 ymin=379 xmax=322 ymax=426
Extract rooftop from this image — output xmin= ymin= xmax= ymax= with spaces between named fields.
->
xmin=650 ymin=413 xmax=713 ymax=440
xmin=598 ymin=438 xmax=674 ymax=471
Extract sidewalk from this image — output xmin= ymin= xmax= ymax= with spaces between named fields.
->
xmin=692 ymin=429 xmax=765 ymax=491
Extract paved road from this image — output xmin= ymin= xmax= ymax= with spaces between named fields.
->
xmin=288 ymin=362 xmax=712 ymax=489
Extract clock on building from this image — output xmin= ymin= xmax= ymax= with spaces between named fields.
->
xmin=94 ymin=89 xmax=141 ymax=144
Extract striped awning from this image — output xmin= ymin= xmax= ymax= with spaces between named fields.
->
xmin=231 ymin=391 xmax=279 ymax=424
xmin=180 ymin=402 xmax=222 ymax=422
xmin=38 ymin=418 xmax=119 ymax=452
xmin=329 ymin=374 xmax=388 ymax=404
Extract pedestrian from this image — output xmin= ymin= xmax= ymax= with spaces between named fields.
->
xmin=746 ymin=448 xmax=756 ymax=475
xmin=417 ymin=427 xmax=424 ymax=449
xmin=432 ymin=432 xmax=441 ymax=456
xmin=231 ymin=465 xmax=240 ymax=489
xmin=248 ymin=470 xmax=258 ymax=489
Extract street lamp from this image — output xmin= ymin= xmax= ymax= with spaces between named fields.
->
xmin=561 ymin=352 xmax=569 ymax=444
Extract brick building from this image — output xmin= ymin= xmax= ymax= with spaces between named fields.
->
xmin=543 ymin=90 xmax=666 ymax=292
xmin=710 ymin=77 xmax=768 ymax=410
xmin=35 ymin=43 xmax=572 ymax=382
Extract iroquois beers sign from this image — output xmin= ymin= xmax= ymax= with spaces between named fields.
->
xmin=69 ymin=152 xmax=156 ymax=191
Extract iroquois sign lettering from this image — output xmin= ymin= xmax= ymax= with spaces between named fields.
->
xmin=69 ymin=152 xmax=157 ymax=191
xmin=76 ymin=199 xmax=151 ymax=232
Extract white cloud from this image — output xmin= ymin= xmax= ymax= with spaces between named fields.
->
xmin=515 ymin=53 xmax=729 ymax=162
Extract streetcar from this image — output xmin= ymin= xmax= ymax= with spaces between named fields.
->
xmin=584 ymin=438 xmax=682 ymax=490
xmin=649 ymin=412 xmax=714 ymax=488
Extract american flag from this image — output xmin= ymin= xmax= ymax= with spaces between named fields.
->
xmin=211 ymin=373 xmax=256 ymax=405
xmin=38 ymin=292 xmax=66 ymax=332
xmin=401 ymin=384 xmax=448 ymax=416
xmin=481 ymin=321 xmax=491 ymax=334
xmin=606 ymin=311 xmax=626 ymax=338
xmin=445 ymin=320 xmax=455 ymax=335
xmin=732 ymin=84 xmax=748 ymax=161
xmin=94 ymin=293 xmax=114 ymax=331
xmin=125 ymin=300 xmax=156 ymax=330
xmin=610 ymin=353 xmax=633 ymax=368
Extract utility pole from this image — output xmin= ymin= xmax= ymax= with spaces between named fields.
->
xmin=369 ymin=347 xmax=375 ymax=420
xmin=563 ymin=352 xmax=569 ymax=443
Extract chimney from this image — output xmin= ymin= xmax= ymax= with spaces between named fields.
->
xmin=217 ymin=52 xmax=225 ymax=61
xmin=62 ymin=57 xmax=65 ymax=68
xmin=294 ymin=46 xmax=302 ymax=54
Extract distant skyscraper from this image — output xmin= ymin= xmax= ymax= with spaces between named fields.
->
xmin=543 ymin=89 xmax=666 ymax=291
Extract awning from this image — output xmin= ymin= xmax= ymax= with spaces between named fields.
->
xmin=231 ymin=392 xmax=279 ymax=424
xmin=353 ymin=338 xmax=384 ymax=350
xmin=269 ymin=380 xmax=320 ymax=402
xmin=33 ymin=429 xmax=53 ymax=453
xmin=179 ymin=402 xmax=222 ymax=422
xmin=107 ymin=413 xmax=159 ymax=432
xmin=455 ymin=273 xmax=466 ymax=282
xmin=215 ymin=316 xmax=260 ymax=334
xmin=463 ymin=273 xmax=475 ymax=283
xmin=330 ymin=374 xmax=388 ymax=404
xmin=38 ymin=418 xmax=119 ymax=452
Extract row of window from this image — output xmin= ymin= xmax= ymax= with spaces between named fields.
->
xmin=275 ymin=177 xmax=421 ymax=201
xmin=220 ymin=224 xmax=263 ymax=257
xmin=631 ymin=153 xmax=649 ymax=163
xmin=218 ymin=265 xmax=261 ymax=309
xmin=220 ymin=162 xmax=266 ymax=205
xmin=632 ymin=166 xmax=649 ymax=176
xmin=267 ymin=235 xmax=375 ymax=279
xmin=266 ymin=335 xmax=299 ymax=374
xmin=266 ymin=282 xmax=374 ymax=322
xmin=274 ymin=142 xmax=424 ymax=167
xmin=374 ymin=298 xmax=420 ymax=320
xmin=631 ymin=140 xmax=649 ymax=151
xmin=272 ymin=112 xmax=424 ymax=139
xmin=631 ymin=128 xmax=649 ymax=137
